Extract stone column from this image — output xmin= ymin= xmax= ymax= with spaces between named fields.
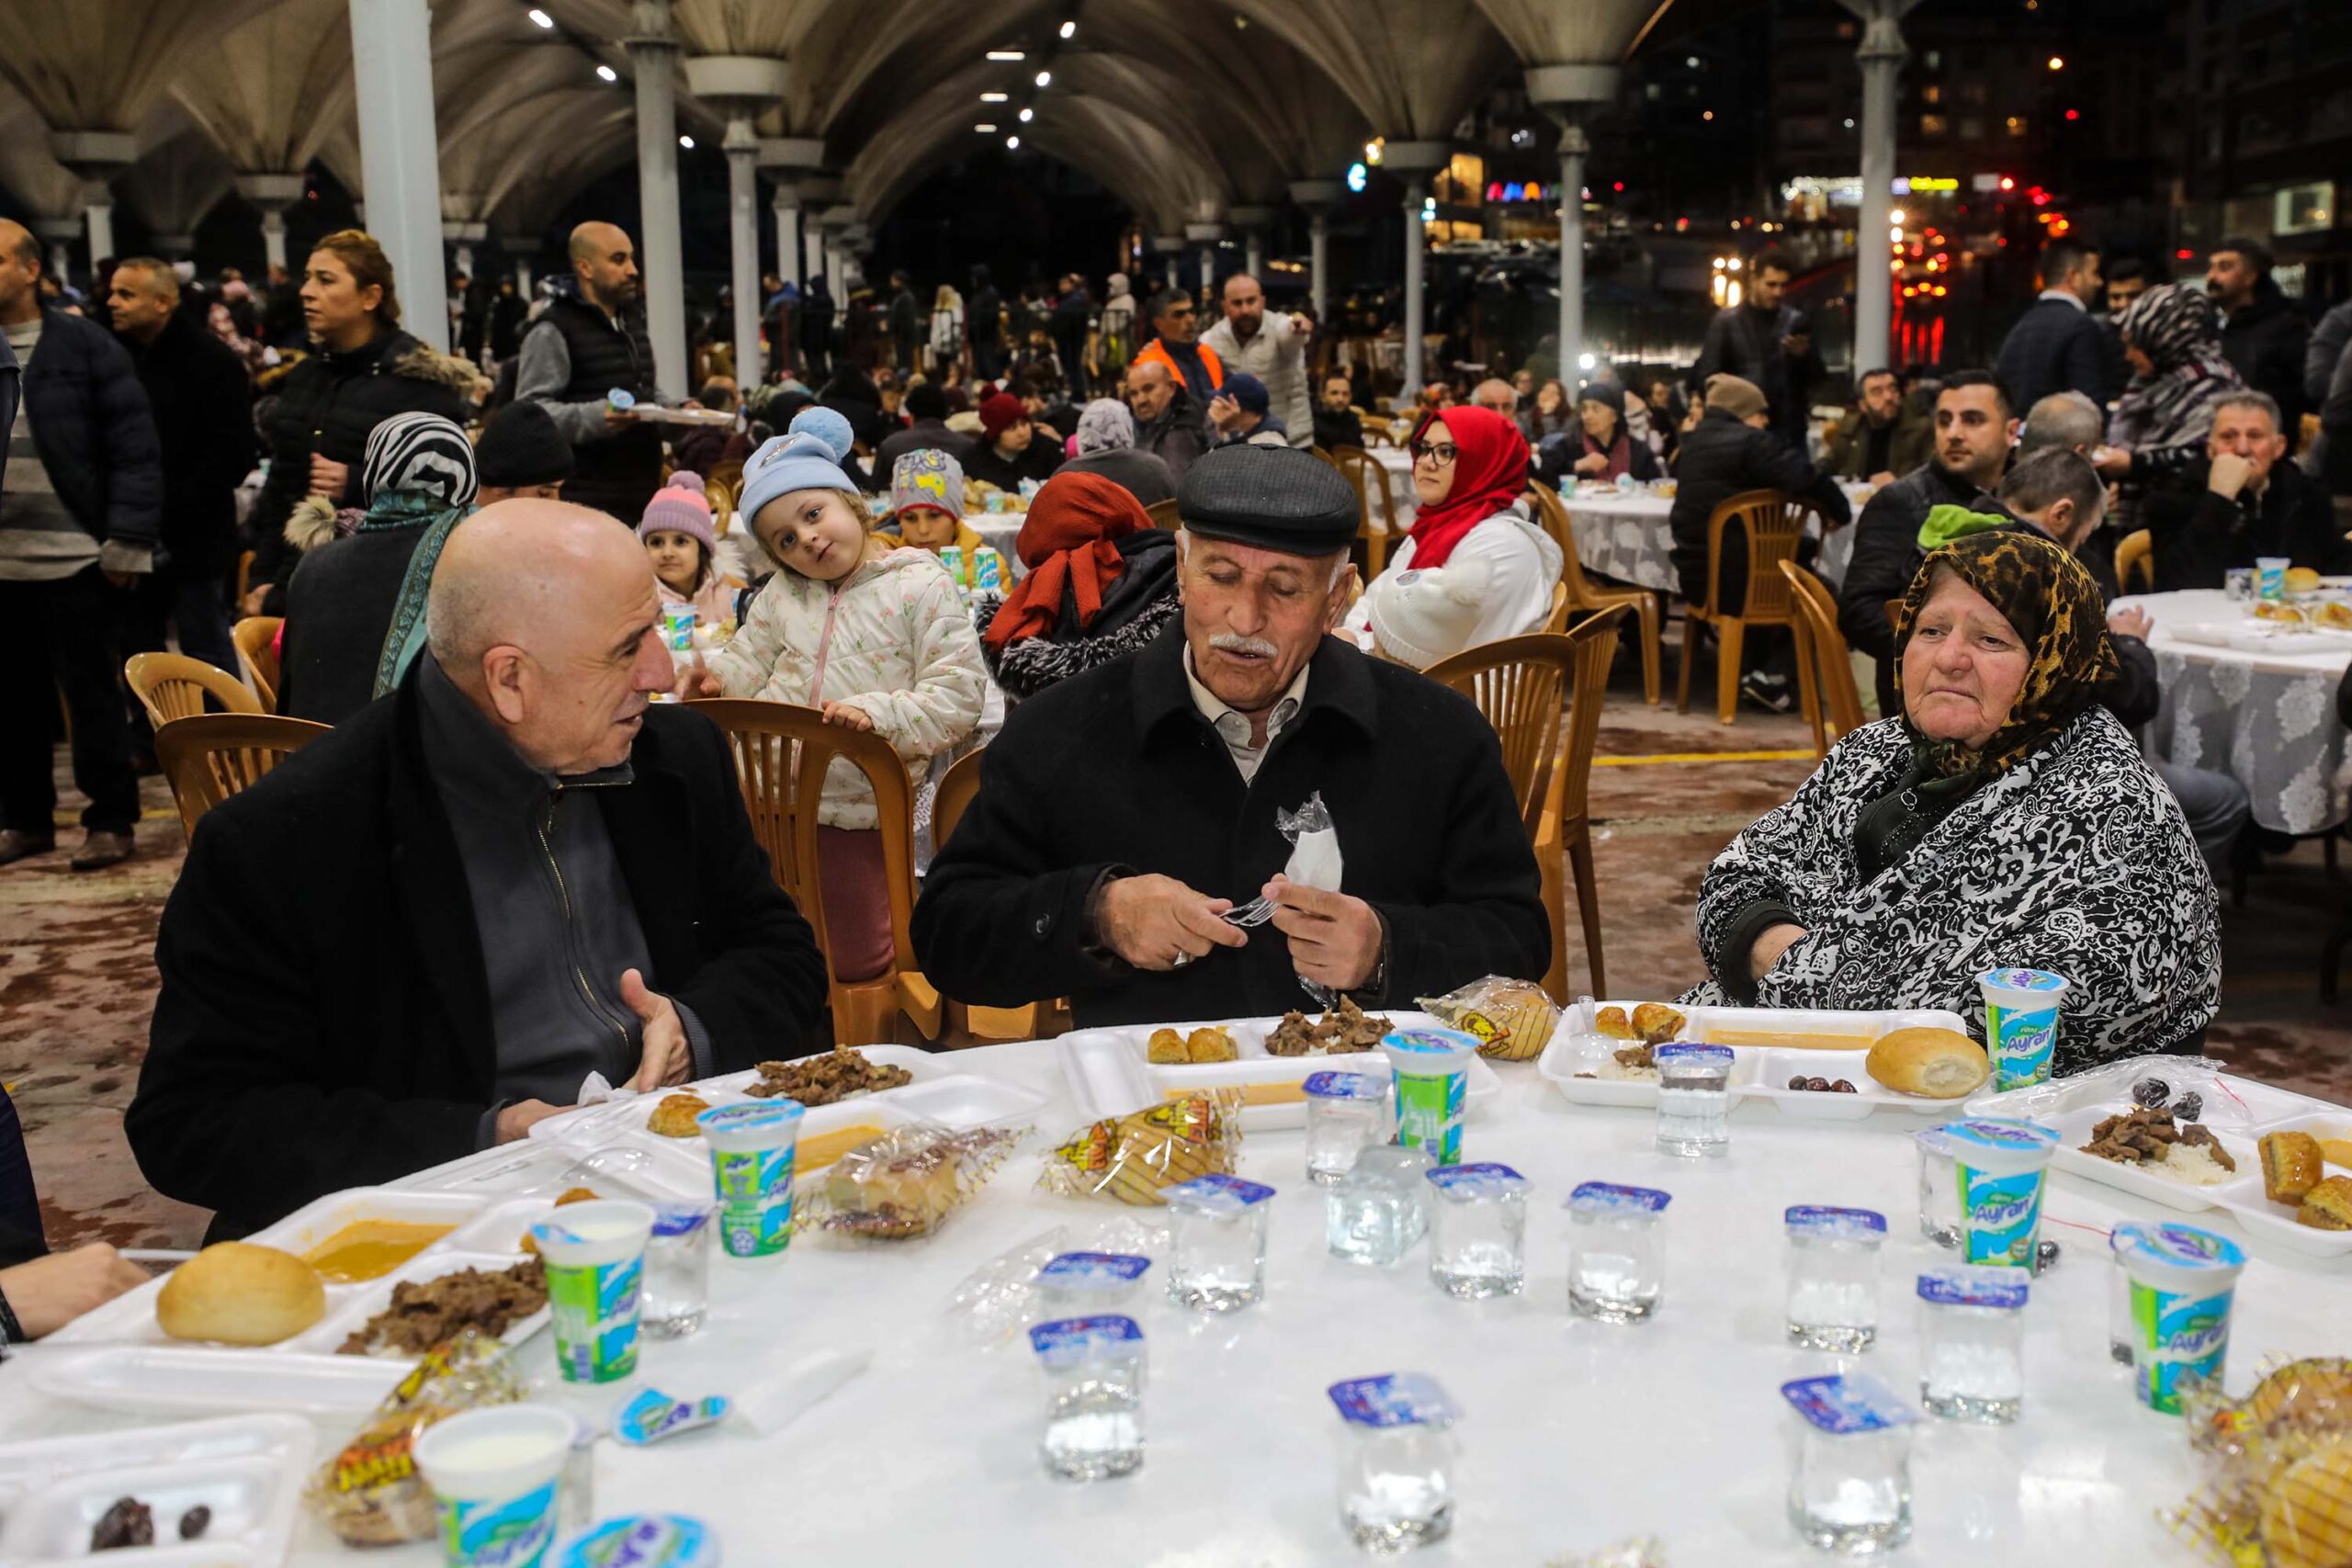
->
xmin=685 ymin=58 xmax=790 ymax=392
xmin=50 ymin=133 xmax=134 ymax=282
xmin=234 ymin=172 xmax=305 ymax=274
xmin=1384 ymin=141 xmax=1451 ymax=397
xmin=1149 ymin=234 xmax=1185 ymax=294
xmin=1526 ymin=64 xmax=1619 ymax=386
xmin=1229 ymin=205 xmax=1274 ymax=281
xmin=446 ymin=220 xmax=486 ymax=281
xmin=344 ymin=0 xmax=448 ymax=350
xmin=32 ymin=219 xmax=77 ymax=289
xmin=1288 ymin=179 xmax=1343 ymax=325
xmin=1838 ymin=0 xmax=1921 ymax=376
xmin=627 ymin=0 xmax=688 ymax=398
xmin=759 ymin=138 xmax=823 ymax=290
xmin=1186 ymin=221 xmax=1223 ymax=299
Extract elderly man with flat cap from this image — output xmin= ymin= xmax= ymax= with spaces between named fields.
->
xmin=913 ymin=444 xmax=1547 ymax=1026
xmin=128 ymin=500 xmax=828 ymax=1236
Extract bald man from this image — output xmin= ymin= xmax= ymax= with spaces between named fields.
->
xmin=0 ymin=219 xmax=161 ymax=872
xmin=1201 ymin=273 xmax=1315 ymax=449
xmin=130 ymin=501 xmax=827 ymax=1237
xmin=514 ymin=220 xmax=670 ymax=520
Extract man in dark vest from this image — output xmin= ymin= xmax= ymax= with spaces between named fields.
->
xmin=515 ymin=221 xmax=670 ymax=522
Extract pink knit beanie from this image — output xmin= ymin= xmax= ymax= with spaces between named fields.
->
xmin=639 ymin=471 xmax=717 ymax=552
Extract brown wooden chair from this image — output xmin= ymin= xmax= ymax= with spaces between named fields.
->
xmin=1531 ymin=480 xmax=1662 ymax=703
xmin=1145 ymin=498 xmax=1182 ymax=531
xmin=931 ymin=747 xmax=1065 ymax=1043
xmin=233 ymin=549 xmax=254 ymax=607
xmin=123 ymin=652 xmax=262 ymax=731
xmin=705 ymin=476 xmax=736 ymax=538
xmin=1779 ymin=558 xmax=1866 ymax=758
xmin=231 ymin=617 xmax=282 ymax=712
xmin=1543 ymin=581 xmax=1571 ymax=635
xmin=152 ymin=713 xmax=328 ymax=840
xmin=1429 ymin=607 xmax=1625 ymax=999
xmin=2115 ymin=528 xmax=2154 ymax=594
xmin=686 ymin=697 xmax=943 ymax=1048
xmin=1323 ymin=445 xmax=1396 ymax=578
xmin=1677 ymin=488 xmax=1813 ymax=725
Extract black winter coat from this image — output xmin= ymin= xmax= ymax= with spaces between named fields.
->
xmin=911 ymin=626 xmax=1549 ymax=1028
xmin=1690 ymin=301 xmax=1825 ymax=447
xmin=15 ymin=303 xmax=162 ymax=552
xmin=1994 ymin=296 xmax=2118 ymax=412
xmin=1668 ymin=410 xmax=1849 ymax=607
xmin=2143 ymin=461 xmax=2352 ymax=592
xmin=247 ymin=330 xmax=470 ymax=605
xmin=130 ymin=678 xmax=828 ymax=1237
xmin=2222 ymin=282 xmax=2310 ymax=442
xmin=119 ymin=312 xmax=255 ymax=577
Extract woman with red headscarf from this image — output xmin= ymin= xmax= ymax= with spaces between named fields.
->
xmin=976 ymin=469 xmax=1182 ymax=702
xmin=1347 ymin=404 xmax=1559 ymax=657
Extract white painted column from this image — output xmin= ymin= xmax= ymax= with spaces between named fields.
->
xmin=628 ymin=0 xmax=688 ymax=398
xmin=345 ymin=0 xmax=447 ymax=350
xmin=724 ymin=121 xmax=762 ymax=387
xmin=1558 ymin=130 xmax=1588 ymax=376
xmin=1289 ymin=180 xmax=1342 ymax=329
xmin=1384 ymin=142 xmax=1449 ymax=398
xmin=1186 ymin=221 xmax=1223 ymax=303
xmin=1229 ymin=205 xmax=1272 ymax=285
xmin=84 ymin=199 xmax=115 ymax=269
xmin=453 ymin=243 xmax=476 ymax=277
xmin=261 ymin=212 xmax=288 ymax=272
xmin=235 ymin=174 xmax=304 ymax=276
xmin=1839 ymin=0 xmax=1919 ymax=377
xmin=514 ymin=257 xmax=533 ymax=296
xmin=772 ymin=189 xmax=800 ymax=288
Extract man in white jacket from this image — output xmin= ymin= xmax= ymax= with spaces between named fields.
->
xmin=1202 ymin=274 xmax=1313 ymax=450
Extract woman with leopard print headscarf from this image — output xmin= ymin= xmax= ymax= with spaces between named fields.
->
xmin=1684 ymin=530 xmax=2220 ymax=1072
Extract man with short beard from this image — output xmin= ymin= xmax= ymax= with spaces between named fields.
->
xmin=517 ymin=221 xmax=673 ymax=520
xmin=914 ymin=444 xmax=1545 ymax=1026
xmin=1837 ymin=369 xmax=2015 ymax=713
xmin=1125 ymin=358 xmax=1207 ymax=487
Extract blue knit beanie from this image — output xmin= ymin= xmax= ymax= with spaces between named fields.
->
xmin=787 ymin=405 xmax=857 ymax=464
xmin=738 ymin=430 xmax=859 ymax=532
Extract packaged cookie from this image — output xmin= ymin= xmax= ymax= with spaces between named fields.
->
xmin=799 ymin=1123 xmax=1020 ymax=1240
xmin=1040 ymin=1090 xmax=1244 ymax=1206
xmin=303 ymin=1330 xmax=527 ymax=1545
xmin=1417 ymin=975 xmax=1562 ymax=1062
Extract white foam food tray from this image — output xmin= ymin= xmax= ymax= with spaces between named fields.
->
xmin=1056 ymin=1012 xmax=1502 ymax=1131
xmin=1 ymin=1423 xmax=317 ymax=1567
xmin=17 ymin=1347 xmax=408 ymax=1418
xmin=1537 ymin=1003 xmax=1975 ymax=1119
xmin=0 ymin=1414 xmax=308 ymax=1518
xmin=2036 ymin=1099 xmax=2352 ymax=1259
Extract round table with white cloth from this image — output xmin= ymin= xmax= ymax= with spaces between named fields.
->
xmin=1562 ymin=482 xmax=1877 ymax=596
xmin=9 ymin=1040 xmax=2346 ymax=1564
xmin=1368 ymin=446 xmax=1419 ymax=535
xmin=965 ymin=513 xmax=1028 ymax=581
xmin=2125 ymin=587 xmax=2352 ymax=835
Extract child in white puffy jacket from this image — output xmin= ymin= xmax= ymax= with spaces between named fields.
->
xmin=684 ymin=429 xmax=987 ymax=982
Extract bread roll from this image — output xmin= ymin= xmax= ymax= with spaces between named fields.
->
xmin=1864 ymin=1027 xmax=1990 ymax=1099
xmin=156 ymin=1242 xmax=326 ymax=1346
xmin=2284 ymin=565 xmax=2324 ymax=593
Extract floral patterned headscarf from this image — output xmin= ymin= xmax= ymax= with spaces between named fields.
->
xmin=1894 ymin=529 xmax=2117 ymax=784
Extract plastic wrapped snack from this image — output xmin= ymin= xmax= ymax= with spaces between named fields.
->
xmin=799 ymin=1122 xmax=1019 ymax=1240
xmin=304 ymin=1329 xmax=528 ymax=1546
xmin=2165 ymin=1358 xmax=2352 ymax=1566
xmin=1418 ymin=975 xmax=1564 ymax=1062
xmin=1040 ymin=1090 xmax=1244 ymax=1206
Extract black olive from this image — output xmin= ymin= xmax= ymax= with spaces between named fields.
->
xmin=178 ymin=1506 xmax=211 ymax=1540
xmin=1788 ymin=1075 xmax=1808 ymax=1090
xmin=1806 ymin=1077 xmax=1832 ymax=1092
xmin=2175 ymin=1091 xmax=2202 ymax=1122
xmin=2132 ymin=1077 xmax=2170 ymax=1108
xmin=1832 ymin=1079 xmax=1858 ymax=1092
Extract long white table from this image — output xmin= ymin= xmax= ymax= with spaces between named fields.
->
xmin=5 ymin=1041 xmax=2346 ymax=1563
xmin=2127 ymin=587 xmax=2352 ymax=834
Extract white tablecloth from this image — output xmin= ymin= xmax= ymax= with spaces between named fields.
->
xmin=966 ymin=513 xmax=1026 ymax=581
xmin=10 ymin=1043 xmax=2346 ymax=1564
xmin=1564 ymin=483 xmax=1873 ymax=597
xmin=2129 ymin=588 xmax=2352 ymax=834
xmin=1369 ymin=446 xmax=1418 ymax=535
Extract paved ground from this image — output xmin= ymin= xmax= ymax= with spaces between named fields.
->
xmin=5 ymin=653 xmax=2347 ymax=1250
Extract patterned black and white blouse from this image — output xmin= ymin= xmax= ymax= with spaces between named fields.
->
xmin=1682 ymin=708 xmax=2221 ymax=1073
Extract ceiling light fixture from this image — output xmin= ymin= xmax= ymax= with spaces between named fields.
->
xmin=987 ymin=50 xmax=1024 ymax=60
xmin=1035 ymin=70 xmax=1051 ymax=86
xmin=976 ymin=123 xmax=997 ymax=132
xmin=595 ymin=63 xmax=617 ymax=82
xmin=1006 ymin=135 xmax=1021 ymax=149
xmin=1059 ymin=18 xmax=1076 ymax=38
xmin=981 ymin=91 xmax=1009 ymax=102
xmin=1018 ymin=107 xmax=1034 ymax=122
xmin=679 ymin=134 xmax=695 ymax=149
xmin=527 ymin=7 xmax=554 ymax=28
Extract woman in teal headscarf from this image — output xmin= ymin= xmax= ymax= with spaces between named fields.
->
xmin=1683 ymin=530 xmax=2221 ymax=1073
xmin=277 ymin=412 xmax=477 ymax=724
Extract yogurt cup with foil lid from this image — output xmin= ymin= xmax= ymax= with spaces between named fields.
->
xmin=1781 ymin=1371 xmax=1917 ymax=1434
xmin=1328 ymin=1372 xmax=1459 ymax=1429
xmin=1917 ymin=1265 xmax=2030 ymax=1310
xmin=1424 ymin=1163 xmax=1528 ymax=1200
xmin=1785 ymin=1205 xmax=1887 ymax=1241
xmin=1303 ymin=1070 xmax=1387 ymax=1101
xmin=558 ymin=1514 xmax=718 ymax=1567
xmin=1566 ymin=1180 xmax=1671 ymax=1216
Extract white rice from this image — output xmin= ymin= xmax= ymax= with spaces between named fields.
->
xmin=1595 ymin=1055 xmax=1661 ymax=1084
xmin=2156 ymin=1140 xmax=2238 ymax=1187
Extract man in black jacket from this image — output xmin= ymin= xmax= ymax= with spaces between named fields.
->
xmin=1126 ymin=359 xmax=1209 ymax=488
xmin=913 ymin=445 xmax=1546 ymax=1027
xmin=1690 ymin=250 xmax=1825 ymax=450
xmin=1994 ymin=239 xmax=2115 ymax=412
xmin=108 ymin=258 xmax=254 ymax=691
xmin=0 ymin=220 xmax=162 ymax=871
xmin=2209 ymin=239 xmax=2309 ymax=448
xmin=1836 ymin=370 xmax=2014 ymax=714
xmin=1668 ymin=374 xmax=1851 ymax=712
xmin=130 ymin=502 xmax=828 ymax=1236
xmin=1312 ymin=374 xmax=1365 ymax=452
xmin=516 ymin=222 xmax=671 ymax=521
xmin=875 ymin=381 xmax=975 ymax=471
xmin=2143 ymin=391 xmax=2349 ymax=592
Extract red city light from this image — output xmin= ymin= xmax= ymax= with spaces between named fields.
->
xmin=1998 ymin=176 xmax=2016 ymax=191
xmin=1612 ymin=181 xmax=1624 ymax=193
xmin=2064 ymin=108 xmax=2080 ymax=121
xmin=2176 ymin=248 xmax=2194 ymax=260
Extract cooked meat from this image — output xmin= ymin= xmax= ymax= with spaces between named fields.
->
xmin=745 ymin=1043 xmax=914 ymax=1107
xmin=339 ymin=1258 xmax=549 ymax=1357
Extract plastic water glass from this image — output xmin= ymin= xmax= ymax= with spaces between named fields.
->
xmin=1785 ymin=1206 xmax=1885 ymax=1352
xmin=1327 ymin=1145 xmax=1433 ymax=1267
xmin=641 ymin=1202 xmax=713 ymax=1339
xmin=1030 ymin=1316 xmax=1145 ymax=1482
xmin=1915 ymin=1129 xmax=1961 ymax=1248
xmin=1424 ymin=1163 xmax=1528 ymax=1300
xmin=1782 ymin=1373 xmax=1916 ymax=1555
xmin=2224 ymin=566 xmax=2256 ymax=604
xmin=1163 ymin=1175 xmax=1273 ymax=1312
xmin=1566 ymin=1182 xmax=1670 ymax=1323
xmin=1329 ymin=1374 xmax=1458 ymax=1554
xmin=1304 ymin=1071 xmax=1391 ymax=1186
xmin=1917 ymin=1266 xmax=2028 ymax=1424
xmin=1654 ymin=1044 xmax=1733 ymax=1158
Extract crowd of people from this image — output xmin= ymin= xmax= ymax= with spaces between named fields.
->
xmin=0 ymin=212 xmax=2329 ymax=1340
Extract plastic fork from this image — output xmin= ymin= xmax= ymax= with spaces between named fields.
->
xmin=1223 ymin=896 xmax=1275 ymax=928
